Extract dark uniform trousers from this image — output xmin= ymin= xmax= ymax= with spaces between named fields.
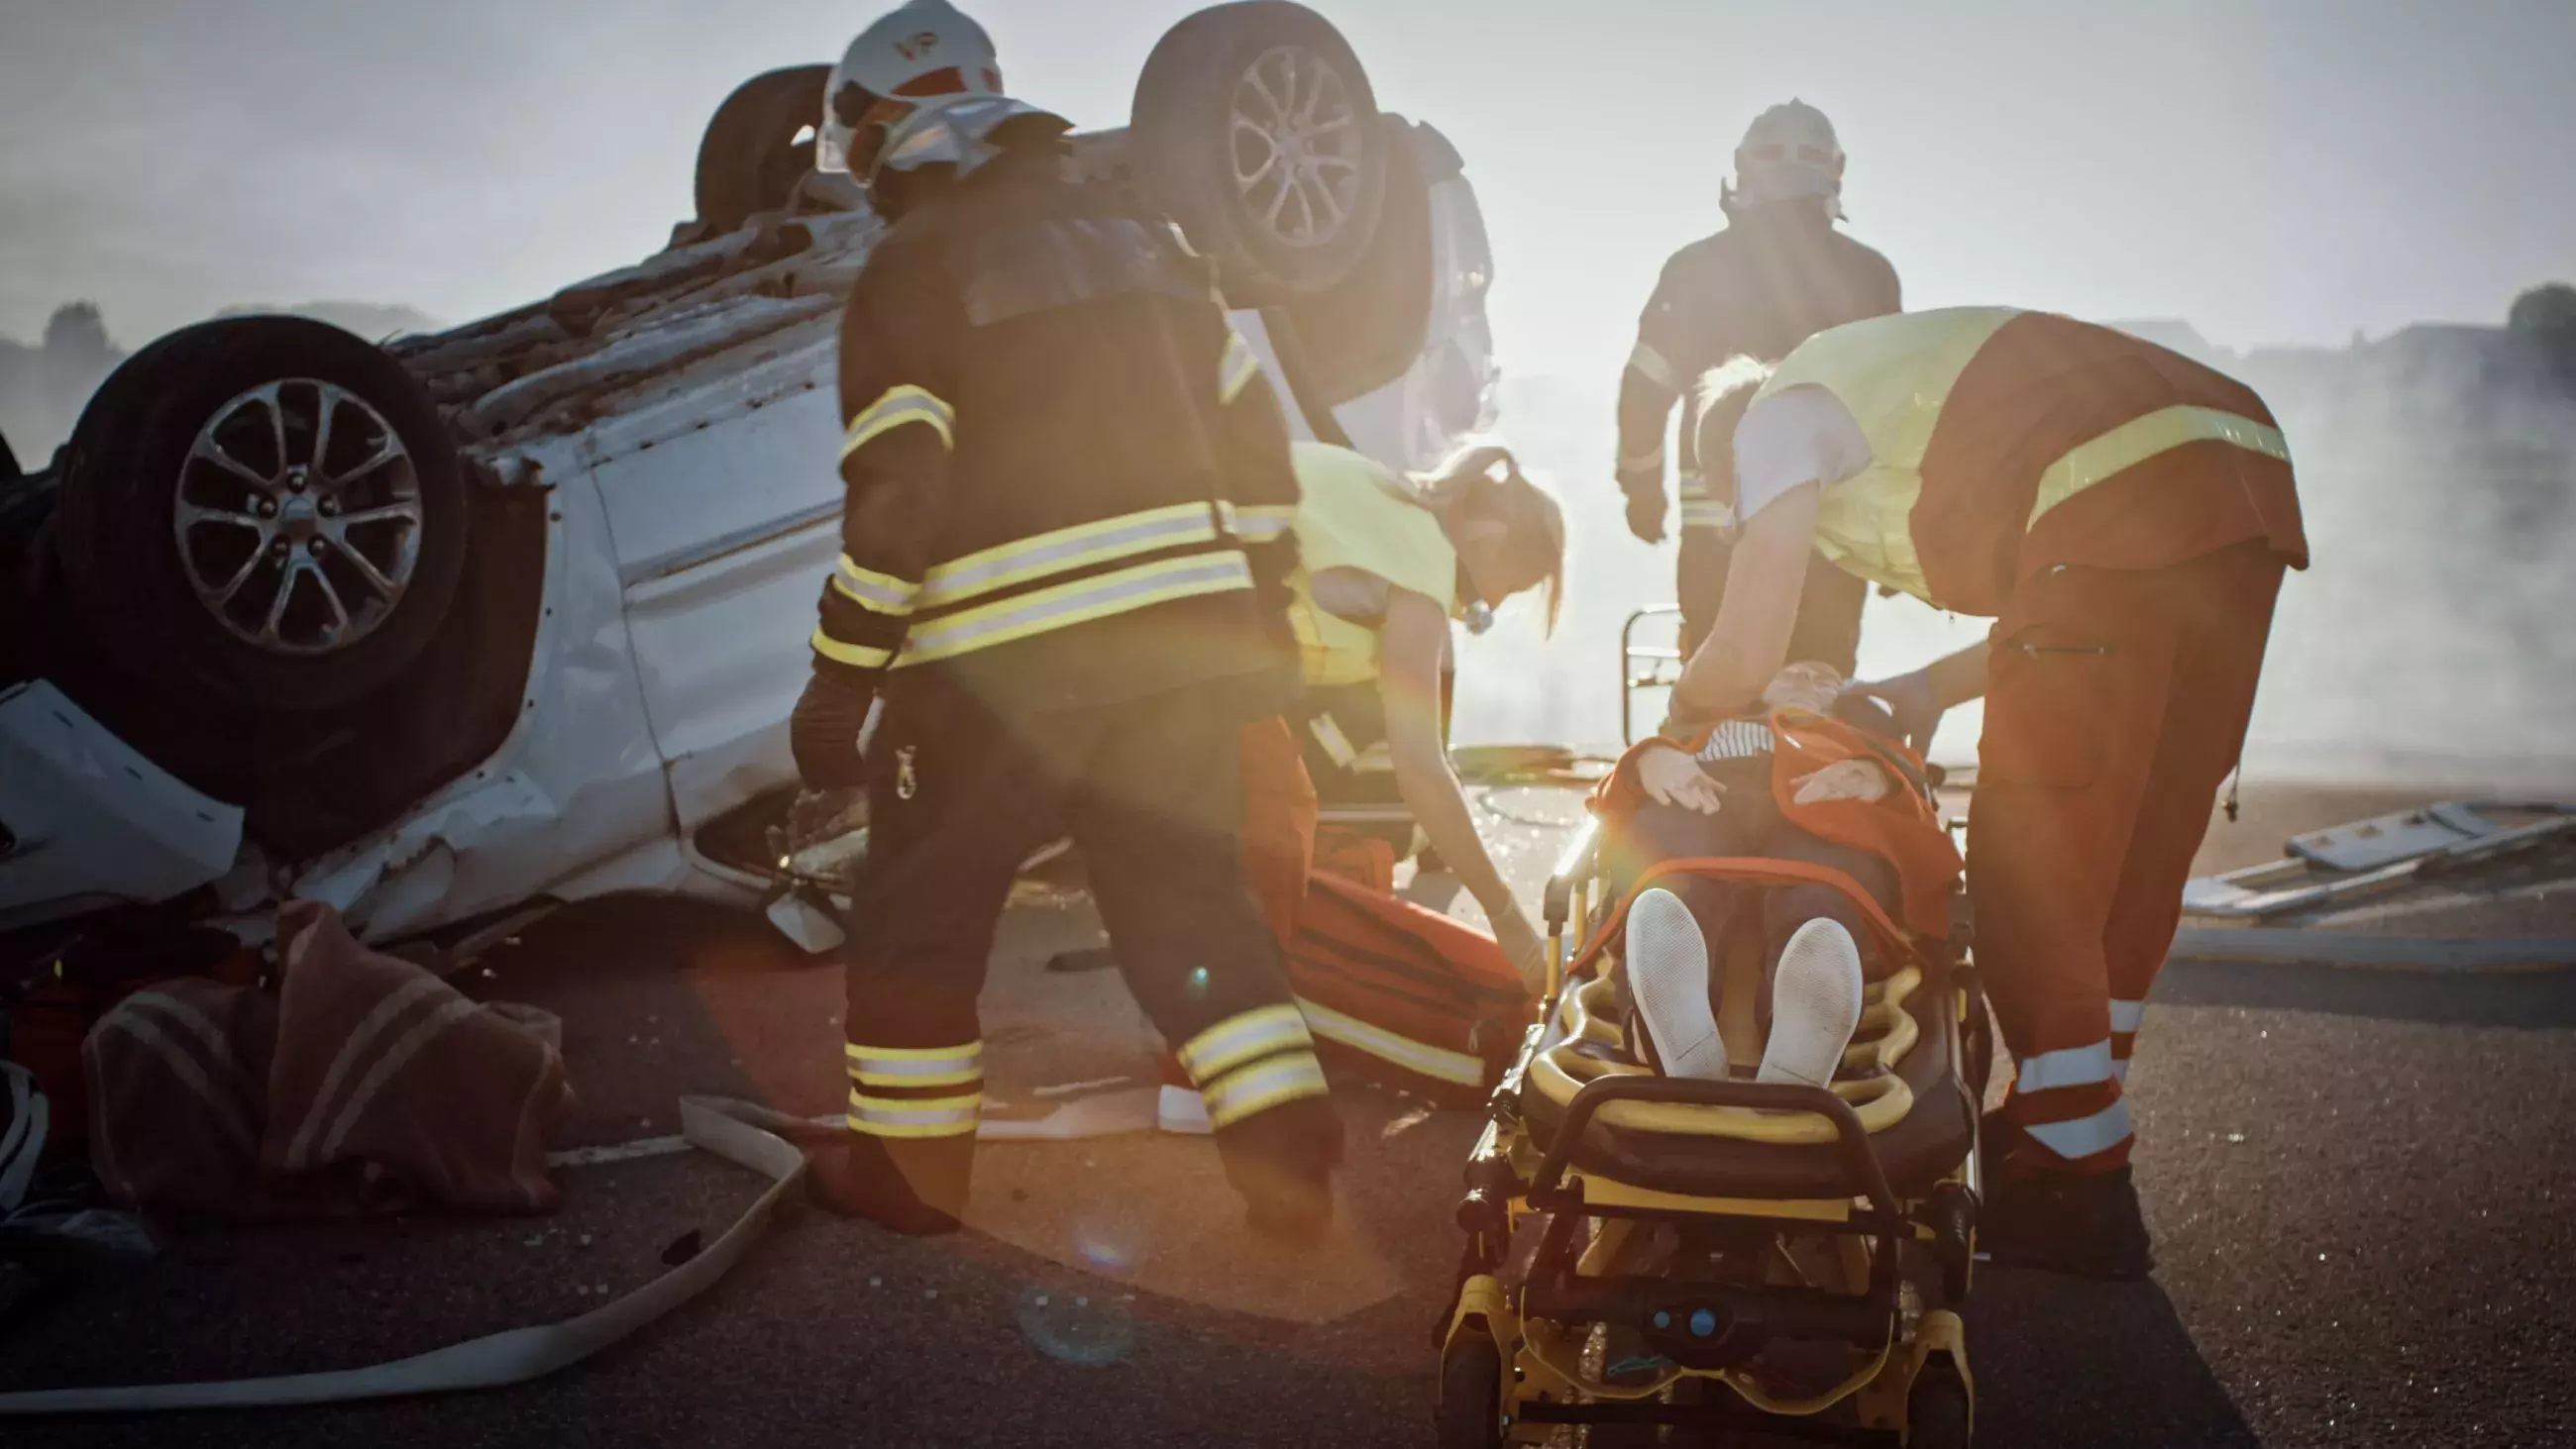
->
xmin=1676 ymin=534 xmax=1870 ymax=678
xmin=840 ymin=672 xmax=1340 ymax=1221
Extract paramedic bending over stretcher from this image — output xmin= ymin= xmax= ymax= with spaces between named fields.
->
xmin=1277 ymin=441 xmax=1565 ymax=985
xmin=1670 ymin=308 xmax=2307 ymax=1282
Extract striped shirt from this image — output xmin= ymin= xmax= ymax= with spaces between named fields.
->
xmin=1692 ymin=718 xmax=1777 ymax=763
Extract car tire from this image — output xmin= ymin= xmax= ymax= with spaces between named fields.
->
xmin=53 ymin=315 xmax=469 ymax=715
xmin=0 ymin=425 xmax=20 ymax=483
xmin=1131 ymin=2 xmax=1387 ymax=306
xmin=694 ymin=65 xmax=831 ymax=236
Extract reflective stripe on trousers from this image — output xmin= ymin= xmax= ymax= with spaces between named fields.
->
xmin=844 ymin=1040 xmax=984 ymax=1139
xmin=1176 ymin=1005 xmax=1330 ymax=1130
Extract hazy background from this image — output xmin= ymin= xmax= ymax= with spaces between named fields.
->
xmin=5 ymin=0 xmax=2573 ymax=781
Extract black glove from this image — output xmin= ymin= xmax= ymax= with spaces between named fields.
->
xmin=1842 ymin=671 xmax=1944 ymax=756
xmin=789 ymin=671 xmax=874 ymax=791
xmin=1624 ymin=488 xmax=1667 ymax=546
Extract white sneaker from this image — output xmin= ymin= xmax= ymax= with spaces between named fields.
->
xmin=1625 ymin=887 xmax=1728 ymax=1080
xmin=1156 ymin=1083 xmax=1213 ymax=1135
xmin=1759 ymin=918 xmax=1866 ymax=1088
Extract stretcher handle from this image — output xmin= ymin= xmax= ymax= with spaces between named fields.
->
xmin=1527 ymin=1075 xmax=1902 ymax=1226
xmin=1541 ymin=818 xmax=1604 ymax=1004
xmin=1619 ymin=605 xmax=1684 ymax=746
xmin=1542 ymin=818 xmax=1603 ymax=936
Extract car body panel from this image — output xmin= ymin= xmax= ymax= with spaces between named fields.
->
xmin=0 ymin=681 xmax=245 ymax=929
xmin=5 ymin=136 xmax=1500 ymax=952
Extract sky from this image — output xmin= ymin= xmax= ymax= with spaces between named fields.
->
xmin=5 ymin=0 xmax=2573 ymax=775
xmin=3 ymin=0 xmax=2572 ymax=369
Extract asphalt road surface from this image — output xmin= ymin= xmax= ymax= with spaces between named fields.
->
xmin=5 ymin=783 xmax=2573 ymax=1447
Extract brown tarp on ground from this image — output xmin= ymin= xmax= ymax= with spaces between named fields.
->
xmin=84 ymin=900 xmax=574 ymax=1220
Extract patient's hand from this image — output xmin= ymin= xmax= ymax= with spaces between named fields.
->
xmin=1790 ymin=758 xmax=1890 ymax=806
xmin=1637 ymin=744 xmax=1727 ymax=815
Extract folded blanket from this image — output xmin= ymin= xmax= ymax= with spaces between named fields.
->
xmin=85 ymin=902 xmax=574 ymax=1220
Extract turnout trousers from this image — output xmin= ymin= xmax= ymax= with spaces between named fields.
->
xmin=836 ymin=674 xmax=1339 ymax=1227
xmin=1969 ymin=540 xmax=2286 ymax=1175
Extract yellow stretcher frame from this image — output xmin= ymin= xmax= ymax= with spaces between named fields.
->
xmin=1435 ymin=811 xmax=1987 ymax=1448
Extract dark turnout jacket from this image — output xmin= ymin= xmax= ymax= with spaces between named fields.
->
xmin=812 ymin=143 xmax=1304 ymax=718
xmin=1616 ymin=206 xmax=1901 ymax=505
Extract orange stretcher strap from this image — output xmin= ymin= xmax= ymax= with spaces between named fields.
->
xmin=1567 ymin=856 xmax=1933 ymax=983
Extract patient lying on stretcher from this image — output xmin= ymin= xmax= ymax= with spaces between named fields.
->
xmin=1594 ymin=663 xmax=1964 ymax=1089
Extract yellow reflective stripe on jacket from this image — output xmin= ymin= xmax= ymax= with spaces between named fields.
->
xmin=1176 ymin=1003 xmax=1314 ymax=1086
xmin=840 ymin=384 xmax=955 ymax=462
xmin=1233 ymin=503 xmax=1296 ymax=543
xmin=845 ymin=1040 xmax=984 ymax=1088
xmin=1294 ymin=995 xmax=1483 ymax=1087
xmin=1219 ymin=332 xmax=1263 ymax=404
xmin=2026 ymin=404 xmax=2291 ymax=528
xmin=809 ymin=628 xmax=895 ymax=671
xmin=1201 ymin=1050 xmax=1329 ymax=1129
xmin=845 ymin=1088 xmax=983 ymax=1139
xmin=895 ymin=552 xmax=1251 ymax=668
xmin=918 ymin=502 xmax=1222 ymax=609
xmin=831 ymin=556 xmax=920 ymax=614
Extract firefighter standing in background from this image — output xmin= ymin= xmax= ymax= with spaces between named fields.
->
xmin=788 ymin=1 xmax=1338 ymax=1239
xmin=1615 ymin=100 xmax=1900 ymax=676
xmin=1671 ymin=307 xmax=2308 ymax=1279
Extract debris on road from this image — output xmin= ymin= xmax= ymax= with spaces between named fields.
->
xmin=0 ymin=1096 xmax=810 ymax=1416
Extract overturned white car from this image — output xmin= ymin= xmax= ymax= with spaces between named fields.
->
xmin=0 ymin=3 xmax=1497 ymax=961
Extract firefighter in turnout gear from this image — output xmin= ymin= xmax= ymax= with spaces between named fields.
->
xmin=787 ymin=64 xmax=1339 ymax=1236
xmin=1670 ymin=307 xmax=2308 ymax=1280
xmin=1616 ymin=100 xmax=1900 ymax=676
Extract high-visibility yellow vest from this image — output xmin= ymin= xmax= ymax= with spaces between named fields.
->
xmin=1286 ymin=442 xmax=1457 ymax=688
xmin=1755 ymin=307 xmax=2296 ymax=612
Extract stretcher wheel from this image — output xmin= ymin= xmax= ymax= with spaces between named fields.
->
xmin=1434 ymin=1340 xmax=1505 ymax=1449
xmin=1906 ymin=1363 xmax=1974 ymax=1448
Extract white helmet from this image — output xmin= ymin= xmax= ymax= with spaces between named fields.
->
xmin=816 ymin=0 xmax=1005 ymax=177
xmin=1728 ymin=99 xmax=1847 ymax=217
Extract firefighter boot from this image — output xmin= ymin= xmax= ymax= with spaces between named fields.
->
xmin=807 ymin=1130 xmax=974 ymax=1236
xmin=1214 ymin=1094 xmax=1344 ymax=1244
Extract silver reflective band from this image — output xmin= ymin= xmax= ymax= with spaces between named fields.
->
xmin=840 ymin=385 xmax=956 ymax=460
xmin=1295 ymin=995 xmax=1482 ymax=1087
xmin=846 ymin=1088 xmax=984 ymax=1138
xmin=847 ymin=1057 xmax=983 ymax=1088
xmin=2109 ymin=998 xmax=2146 ymax=1035
xmin=844 ymin=1041 xmax=982 ymax=1089
xmin=898 ymin=553 xmax=1252 ymax=667
xmin=2110 ymin=1057 xmax=2130 ymax=1086
xmin=1232 ymin=504 xmax=1295 ymax=543
xmin=2023 ymin=1098 xmax=2133 ymax=1160
xmin=919 ymin=503 xmax=1223 ymax=608
xmin=1626 ymin=342 xmax=1680 ymax=393
xmin=1307 ymin=713 xmax=1360 ymax=770
xmin=1202 ymin=1051 xmax=1329 ymax=1130
xmin=2015 ymin=1039 xmax=2114 ymax=1092
xmin=1679 ymin=499 xmax=1738 ymax=532
xmin=1178 ymin=1003 xmax=1313 ymax=1086
xmin=832 ymin=565 xmax=919 ymax=615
